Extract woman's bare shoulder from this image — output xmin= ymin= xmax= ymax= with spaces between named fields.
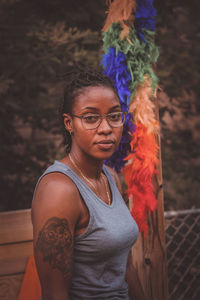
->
xmin=33 ymin=172 xmax=80 ymax=204
xmin=32 ymin=172 xmax=81 ymax=226
xmin=39 ymin=172 xmax=78 ymax=191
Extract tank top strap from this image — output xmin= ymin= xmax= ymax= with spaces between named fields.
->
xmin=102 ymin=164 xmax=125 ymax=205
xmin=102 ymin=164 xmax=119 ymax=191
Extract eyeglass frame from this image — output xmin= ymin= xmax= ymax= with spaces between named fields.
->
xmin=70 ymin=111 xmax=127 ymax=130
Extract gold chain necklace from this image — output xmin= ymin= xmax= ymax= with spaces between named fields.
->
xmin=102 ymin=173 xmax=111 ymax=205
xmin=68 ymin=153 xmax=111 ymax=205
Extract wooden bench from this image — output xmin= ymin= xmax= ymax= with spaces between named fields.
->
xmin=0 ymin=209 xmax=33 ymax=300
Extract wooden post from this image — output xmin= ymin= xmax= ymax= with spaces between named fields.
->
xmin=131 ymin=96 xmax=169 ymax=300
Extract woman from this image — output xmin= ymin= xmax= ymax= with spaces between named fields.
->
xmin=32 ymin=66 xmax=145 ymax=300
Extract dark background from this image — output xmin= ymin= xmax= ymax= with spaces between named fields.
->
xmin=0 ymin=0 xmax=199 ymax=212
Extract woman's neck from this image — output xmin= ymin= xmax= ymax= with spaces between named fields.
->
xmin=61 ymin=149 xmax=104 ymax=180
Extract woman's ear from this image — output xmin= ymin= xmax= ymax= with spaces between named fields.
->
xmin=63 ymin=113 xmax=73 ymax=134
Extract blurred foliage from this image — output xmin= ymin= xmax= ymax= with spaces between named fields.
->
xmin=155 ymin=0 xmax=200 ymax=210
xmin=155 ymin=0 xmax=200 ymax=98
xmin=0 ymin=0 xmax=104 ymax=211
xmin=0 ymin=0 xmax=199 ymax=211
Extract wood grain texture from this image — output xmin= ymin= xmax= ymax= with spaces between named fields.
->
xmin=0 ymin=209 xmax=33 ymax=245
xmin=0 ymin=241 xmax=33 ymax=276
xmin=131 ymin=96 xmax=169 ymax=300
xmin=0 ymin=209 xmax=33 ymax=277
xmin=0 ymin=274 xmax=24 ymax=300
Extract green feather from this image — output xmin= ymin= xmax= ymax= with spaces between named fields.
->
xmin=102 ymin=23 xmax=160 ymax=97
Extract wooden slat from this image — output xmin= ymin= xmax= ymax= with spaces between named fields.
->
xmin=0 ymin=273 xmax=24 ymax=300
xmin=0 ymin=209 xmax=33 ymax=244
xmin=0 ymin=241 xmax=33 ymax=276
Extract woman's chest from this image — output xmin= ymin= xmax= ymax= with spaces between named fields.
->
xmin=74 ymin=200 xmax=139 ymax=260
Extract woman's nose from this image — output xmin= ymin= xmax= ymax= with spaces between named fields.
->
xmin=97 ymin=117 xmax=112 ymax=134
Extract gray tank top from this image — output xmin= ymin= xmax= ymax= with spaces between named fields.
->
xmin=35 ymin=160 xmax=139 ymax=300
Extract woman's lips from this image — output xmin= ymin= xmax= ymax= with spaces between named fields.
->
xmin=95 ymin=140 xmax=115 ymax=150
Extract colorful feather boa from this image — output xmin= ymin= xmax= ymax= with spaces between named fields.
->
xmin=102 ymin=0 xmax=159 ymax=233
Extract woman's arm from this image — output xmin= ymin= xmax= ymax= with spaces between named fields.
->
xmin=32 ymin=173 xmax=81 ymax=300
xmin=126 ymin=251 xmax=146 ymax=300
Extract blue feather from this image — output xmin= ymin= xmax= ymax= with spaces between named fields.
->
xmin=101 ymin=47 xmax=131 ymax=112
xmin=135 ymin=0 xmax=156 ymax=43
xmin=101 ymin=47 xmax=136 ymax=172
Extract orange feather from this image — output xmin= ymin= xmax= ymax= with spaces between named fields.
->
xmin=123 ymin=123 xmax=158 ymax=233
xmin=102 ymin=0 xmax=136 ymax=38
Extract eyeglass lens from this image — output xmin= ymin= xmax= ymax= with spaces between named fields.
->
xmin=82 ymin=112 xmax=126 ymax=129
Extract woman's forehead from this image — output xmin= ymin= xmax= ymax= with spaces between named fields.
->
xmin=73 ymin=85 xmax=120 ymax=110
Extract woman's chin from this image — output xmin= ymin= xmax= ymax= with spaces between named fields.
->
xmin=93 ymin=149 xmax=116 ymax=162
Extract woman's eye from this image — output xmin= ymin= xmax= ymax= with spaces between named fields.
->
xmin=109 ymin=113 xmax=121 ymax=121
xmin=83 ymin=115 xmax=99 ymax=123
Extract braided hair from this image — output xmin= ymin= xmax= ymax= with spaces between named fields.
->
xmin=60 ymin=65 xmax=118 ymax=153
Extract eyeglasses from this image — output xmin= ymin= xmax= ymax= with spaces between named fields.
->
xmin=71 ymin=112 xmax=127 ymax=130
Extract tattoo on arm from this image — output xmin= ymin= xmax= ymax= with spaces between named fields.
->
xmin=36 ymin=217 xmax=73 ymax=279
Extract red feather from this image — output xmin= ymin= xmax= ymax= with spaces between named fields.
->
xmin=123 ymin=123 xmax=158 ymax=234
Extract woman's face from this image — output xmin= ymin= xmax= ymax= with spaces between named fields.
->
xmin=66 ymin=85 xmax=123 ymax=161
